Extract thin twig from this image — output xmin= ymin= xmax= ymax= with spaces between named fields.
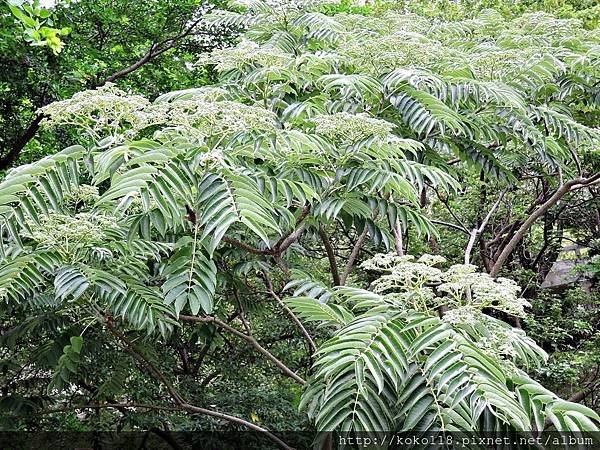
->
xmin=464 ymin=189 xmax=506 ymax=264
xmin=178 ymin=315 xmax=306 ymax=385
xmin=103 ymin=316 xmax=294 ymax=450
xmin=263 ymin=273 xmax=317 ymax=354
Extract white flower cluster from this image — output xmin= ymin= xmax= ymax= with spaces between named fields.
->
xmin=198 ymin=39 xmax=293 ymax=71
xmin=40 ymin=83 xmax=278 ymax=145
xmin=234 ymin=0 xmax=340 ymax=16
xmin=40 ymin=84 xmax=150 ymax=140
xmin=360 ymin=252 xmax=415 ymax=272
xmin=361 ymin=253 xmax=531 ymax=318
xmin=335 ymin=12 xmax=431 ymax=38
xmin=339 ymin=32 xmax=452 ymax=74
xmin=64 ymin=184 xmax=100 ymax=207
xmin=313 ymin=112 xmax=394 ymax=144
xmin=442 ymin=307 xmax=527 ymax=371
xmin=142 ymin=100 xmax=278 ymax=138
xmin=383 ymin=288 xmax=435 ymax=310
xmin=370 ymin=262 xmax=442 ymax=294
xmin=442 ymin=305 xmax=480 ymax=326
xmin=196 ymin=147 xmax=226 ymax=167
xmin=417 ymin=254 xmax=446 ymax=266
xmin=439 ymin=264 xmax=531 ymax=317
xmin=467 ymin=47 xmax=547 ymax=81
xmin=156 ymin=86 xmax=229 ymax=103
xmin=25 ymin=212 xmax=118 ymax=249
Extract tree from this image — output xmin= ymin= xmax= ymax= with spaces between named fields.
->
xmin=0 ymin=0 xmax=234 ymax=171
xmin=1 ymin=0 xmax=599 ymax=446
xmin=292 ymin=253 xmax=599 ymax=435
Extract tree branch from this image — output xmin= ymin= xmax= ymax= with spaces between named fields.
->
xmin=318 ymin=225 xmax=341 ymax=285
xmin=178 ymin=315 xmax=306 ymax=385
xmin=263 ymin=273 xmax=316 ymax=354
xmin=222 ymin=205 xmax=311 ymax=256
xmin=490 ymin=174 xmax=600 ymax=277
xmin=103 ymin=316 xmax=294 ymax=450
xmin=37 ymin=402 xmax=180 ymax=415
xmin=0 ymin=114 xmax=45 ymax=170
xmin=393 ymin=219 xmax=405 ymax=256
xmin=465 ymin=189 xmax=506 ymax=264
xmin=340 ymin=228 xmax=368 ymax=286
xmin=106 ymin=16 xmax=205 ymax=83
xmin=430 ymin=219 xmax=470 ymax=234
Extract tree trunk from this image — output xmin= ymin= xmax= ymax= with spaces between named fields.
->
xmin=490 ymin=176 xmax=599 ymax=277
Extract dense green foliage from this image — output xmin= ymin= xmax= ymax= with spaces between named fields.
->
xmin=1 ymin=0 xmax=599 ymax=448
xmin=0 ymin=0 xmax=234 ymax=170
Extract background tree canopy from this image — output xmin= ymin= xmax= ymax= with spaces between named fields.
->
xmin=1 ymin=0 xmax=599 ymax=449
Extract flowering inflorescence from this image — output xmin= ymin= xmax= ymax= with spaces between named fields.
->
xmin=40 ymin=84 xmax=278 ymax=145
xmin=361 ymin=253 xmax=531 ymax=318
xmin=24 ymin=212 xmax=118 ymax=251
xmin=313 ymin=112 xmax=394 ymax=144
xmin=63 ymin=184 xmax=101 ymax=208
xmin=198 ymin=39 xmax=293 ymax=71
xmin=439 ymin=264 xmax=531 ymax=317
xmin=142 ymin=100 xmax=278 ymax=139
xmin=40 ymin=84 xmax=150 ymax=141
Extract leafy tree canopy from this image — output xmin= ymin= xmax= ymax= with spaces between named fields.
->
xmin=1 ymin=0 xmax=599 ymax=447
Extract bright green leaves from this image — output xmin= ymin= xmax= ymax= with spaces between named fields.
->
xmin=8 ymin=0 xmax=70 ymax=54
xmin=110 ymin=282 xmax=176 ymax=337
xmin=0 ymin=252 xmax=59 ymax=302
xmin=197 ymin=174 xmax=239 ymax=254
xmin=319 ymin=74 xmax=382 ymax=104
xmin=54 ymin=266 xmax=90 ymax=301
xmin=285 ymin=297 xmax=354 ymax=326
xmin=162 ymin=232 xmax=217 ymax=316
xmin=48 ymin=336 xmax=83 ymax=392
xmin=299 ymin=268 xmax=600 ymax=434
xmin=0 ymin=145 xmax=84 ymax=222
xmin=303 ymin=313 xmax=405 ymax=432
xmin=515 ymin=376 xmax=600 ymax=433
xmin=391 ymin=87 xmax=471 ymax=137
xmin=197 ymin=172 xmax=283 ymax=250
xmin=228 ymin=173 xmax=282 ymax=245
xmin=96 ymin=141 xmax=194 ymax=230
xmin=54 ymin=265 xmax=126 ymax=302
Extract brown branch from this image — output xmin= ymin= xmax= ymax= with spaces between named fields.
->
xmin=36 ymin=402 xmax=180 ymax=415
xmin=433 ymin=187 xmax=469 ymax=232
xmin=273 ymin=204 xmax=311 ymax=253
xmin=393 ymin=219 xmax=404 ymax=256
xmin=178 ymin=315 xmax=306 ymax=385
xmin=543 ymin=383 xmax=599 ymax=430
xmin=221 ymin=237 xmax=272 ymax=254
xmin=490 ymin=174 xmax=600 ymax=277
xmin=0 ymin=114 xmax=45 ymax=170
xmin=104 ymin=317 xmax=185 ymax=404
xmin=103 ymin=316 xmax=294 ymax=450
xmin=263 ymin=273 xmax=316 ymax=354
xmin=105 ymin=44 xmax=160 ymax=82
xmin=339 ymin=228 xmax=368 ymax=286
xmin=318 ymin=225 xmax=341 ymax=286
xmin=106 ymin=16 xmax=205 ymax=83
xmin=222 ymin=205 xmax=311 ymax=256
